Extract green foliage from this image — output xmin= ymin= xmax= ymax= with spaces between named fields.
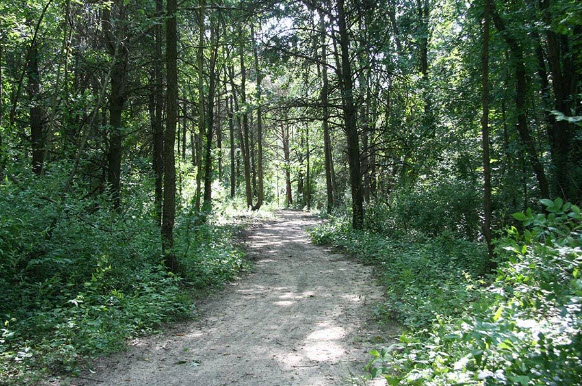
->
xmin=364 ymin=179 xmax=481 ymax=240
xmin=175 ymin=215 xmax=249 ymax=290
xmin=310 ymin=216 xmax=489 ymax=330
xmin=0 ymin=165 xmax=248 ymax=383
xmin=363 ymin=199 xmax=582 ymax=385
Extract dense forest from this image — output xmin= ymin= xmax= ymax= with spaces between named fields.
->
xmin=0 ymin=0 xmax=581 ymax=384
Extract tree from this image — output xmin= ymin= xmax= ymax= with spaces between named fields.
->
xmin=103 ymin=0 xmax=129 ymax=209
xmin=151 ymin=0 xmax=164 ymax=224
xmin=163 ymin=0 xmax=179 ymax=273
xmin=336 ymin=0 xmax=364 ymax=229
xmin=481 ymin=0 xmax=494 ymax=264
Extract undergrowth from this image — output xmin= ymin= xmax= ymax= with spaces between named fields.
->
xmin=0 ymin=166 xmax=248 ymax=384
xmin=310 ymin=198 xmax=581 ymax=385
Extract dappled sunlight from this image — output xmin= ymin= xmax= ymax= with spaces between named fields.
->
xmin=303 ymin=341 xmax=346 ymax=362
xmin=73 ymin=212 xmax=386 ymax=385
xmin=303 ymin=323 xmax=347 ymax=362
xmin=306 ymin=324 xmax=346 ymax=341
xmin=272 ymin=300 xmax=295 ymax=307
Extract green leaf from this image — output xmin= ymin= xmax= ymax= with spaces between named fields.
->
xmin=512 ymin=212 xmax=527 ymax=221
xmin=540 ymin=199 xmax=554 ymax=208
xmin=493 ymin=305 xmax=503 ymax=321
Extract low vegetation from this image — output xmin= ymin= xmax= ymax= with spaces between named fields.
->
xmin=0 ymin=166 xmax=247 ymax=384
xmin=310 ymin=197 xmax=581 ymax=385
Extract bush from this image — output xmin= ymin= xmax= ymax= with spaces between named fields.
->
xmin=365 ymin=198 xmax=582 ymax=385
xmin=309 ymin=217 xmax=489 ymax=330
xmin=0 ymin=165 xmax=248 ymax=383
xmin=364 ymin=179 xmax=481 ymax=240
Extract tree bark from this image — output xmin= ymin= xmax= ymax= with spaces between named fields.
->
xmin=282 ymin=124 xmax=292 ymax=207
xmin=203 ymin=23 xmax=218 ymax=211
xmin=27 ymin=42 xmax=44 ymax=175
xmin=336 ymin=0 xmax=364 ymax=229
xmin=481 ymin=0 xmax=494 ymax=266
xmin=103 ymin=0 xmax=128 ymax=209
xmin=319 ymin=10 xmax=335 ymax=213
xmin=491 ymin=3 xmax=550 ymax=200
xmin=152 ymin=0 xmax=164 ymax=225
xmin=239 ymin=30 xmax=253 ymax=209
xmin=162 ymin=0 xmax=179 ymax=273
xmin=306 ymin=124 xmax=311 ymax=210
xmin=228 ymin=94 xmax=236 ymax=198
xmin=251 ymin=24 xmax=264 ymax=210
xmin=539 ymin=0 xmax=580 ymax=201
xmin=194 ymin=0 xmax=205 ymax=212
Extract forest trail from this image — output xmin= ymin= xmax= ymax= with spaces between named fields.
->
xmin=75 ymin=211 xmax=389 ymax=386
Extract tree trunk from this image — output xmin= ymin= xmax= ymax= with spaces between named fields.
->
xmin=103 ymin=0 xmax=128 ymax=210
xmin=152 ymin=0 xmax=164 ymax=225
xmin=182 ymin=104 xmax=187 ymax=160
xmin=481 ymin=0 xmax=494 ymax=266
xmin=194 ymin=0 xmax=205 ymax=212
xmin=251 ymin=24 xmax=264 ymax=210
xmin=540 ymin=0 xmax=580 ymax=201
xmin=27 ymin=42 xmax=44 ymax=175
xmin=417 ymin=0 xmax=433 ymax=133
xmin=319 ymin=10 xmax=335 ymax=213
xmin=491 ymin=3 xmax=550 ymax=200
xmin=203 ymin=23 xmax=218 ymax=211
xmin=282 ymin=124 xmax=292 ymax=206
xmin=337 ymin=0 xmax=364 ymax=229
xmin=217 ymin=95 xmax=222 ymax=181
xmin=162 ymin=0 xmax=179 ymax=273
xmin=250 ymin=112 xmax=257 ymax=197
xmin=306 ymin=124 xmax=311 ymax=210
xmin=239 ymin=31 xmax=253 ymax=209
xmin=228 ymin=94 xmax=236 ymax=198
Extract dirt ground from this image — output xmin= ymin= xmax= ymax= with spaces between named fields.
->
xmin=73 ymin=210 xmax=392 ymax=385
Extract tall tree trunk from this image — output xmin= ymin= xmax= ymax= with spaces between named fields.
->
xmin=27 ymin=42 xmax=44 ymax=175
xmin=481 ymin=0 xmax=494 ymax=266
xmin=217 ymin=95 xmax=222 ymax=181
xmin=540 ymin=0 xmax=580 ymax=201
xmin=250 ymin=112 xmax=257 ymax=197
xmin=251 ymin=24 xmax=264 ymax=210
xmin=491 ymin=3 xmax=550 ymax=200
xmin=281 ymin=124 xmax=292 ymax=207
xmin=336 ymin=0 xmax=364 ymax=229
xmin=306 ymin=123 xmax=311 ymax=210
xmin=319 ymin=10 xmax=335 ymax=213
xmin=194 ymin=0 xmax=205 ymax=212
xmin=163 ymin=0 xmax=179 ymax=272
xmin=362 ymin=127 xmax=370 ymax=202
xmin=239 ymin=31 xmax=253 ymax=208
xmin=103 ymin=0 xmax=128 ymax=209
xmin=203 ymin=24 xmax=218 ymax=210
xmin=417 ymin=0 xmax=433 ymax=133
xmin=152 ymin=0 xmax=164 ymax=225
xmin=228 ymin=94 xmax=235 ymax=198
xmin=182 ymin=104 xmax=187 ymax=160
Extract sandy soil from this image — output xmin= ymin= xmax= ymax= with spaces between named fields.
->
xmin=74 ymin=210 xmax=391 ymax=386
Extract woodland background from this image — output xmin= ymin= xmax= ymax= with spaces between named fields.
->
xmin=0 ymin=0 xmax=580 ymax=383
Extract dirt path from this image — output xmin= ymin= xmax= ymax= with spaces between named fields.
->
xmin=76 ymin=211 xmax=388 ymax=386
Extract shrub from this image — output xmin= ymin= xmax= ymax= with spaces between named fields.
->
xmin=365 ymin=179 xmax=481 ymax=240
xmin=0 ymin=165 xmax=248 ymax=383
xmin=365 ymin=198 xmax=582 ymax=385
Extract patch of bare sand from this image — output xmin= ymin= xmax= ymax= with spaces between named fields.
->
xmin=73 ymin=210 xmax=393 ymax=385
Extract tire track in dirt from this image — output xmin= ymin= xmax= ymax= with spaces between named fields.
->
xmin=75 ymin=210 xmax=389 ymax=386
